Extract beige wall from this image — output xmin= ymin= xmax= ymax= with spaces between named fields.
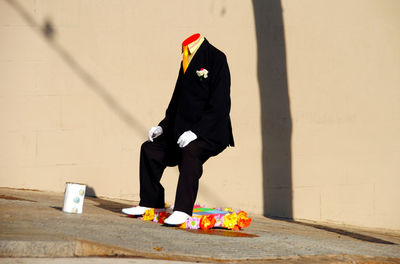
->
xmin=0 ymin=0 xmax=399 ymax=230
xmin=282 ymin=0 xmax=400 ymax=230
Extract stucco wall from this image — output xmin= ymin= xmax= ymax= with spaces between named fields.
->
xmin=0 ymin=0 xmax=399 ymax=230
xmin=282 ymin=0 xmax=400 ymax=229
xmin=0 ymin=0 xmax=263 ymax=214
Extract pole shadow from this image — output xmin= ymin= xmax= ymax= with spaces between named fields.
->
xmin=5 ymin=0 xmax=147 ymax=135
xmin=252 ymin=0 xmax=293 ymax=218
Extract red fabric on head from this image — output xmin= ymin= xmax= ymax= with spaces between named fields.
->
xmin=182 ymin=33 xmax=201 ymax=47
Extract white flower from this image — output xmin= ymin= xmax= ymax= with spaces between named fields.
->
xmin=196 ymin=68 xmax=208 ymax=79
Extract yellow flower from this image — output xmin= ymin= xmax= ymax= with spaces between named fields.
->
xmin=224 ymin=207 xmax=233 ymax=213
xmin=143 ymin=208 xmax=155 ymax=221
xmin=223 ymin=212 xmax=238 ymax=229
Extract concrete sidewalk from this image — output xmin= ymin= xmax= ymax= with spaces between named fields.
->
xmin=1 ymin=187 xmax=400 ymax=263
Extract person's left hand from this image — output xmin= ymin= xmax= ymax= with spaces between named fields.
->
xmin=177 ymin=131 xmax=197 ymax=148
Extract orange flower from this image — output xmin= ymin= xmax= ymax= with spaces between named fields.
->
xmin=157 ymin=211 xmax=169 ymax=224
xmin=237 ymin=211 xmax=251 ymax=229
xmin=237 ymin=217 xmax=252 ymax=229
xmin=200 ymin=215 xmax=216 ymax=230
xmin=237 ymin=211 xmax=247 ymax=218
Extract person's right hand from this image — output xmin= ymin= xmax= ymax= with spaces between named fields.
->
xmin=148 ymin=126 xmax=163 ymax=142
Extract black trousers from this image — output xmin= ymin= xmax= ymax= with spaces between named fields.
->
xmin=139 ymin=135 xmax=225 ymax=215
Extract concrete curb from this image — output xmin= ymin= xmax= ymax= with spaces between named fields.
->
xmin=0 ymin=240 xmax=76 ymax=258
xmin=2 ymin=239 xmax=400 ymax=263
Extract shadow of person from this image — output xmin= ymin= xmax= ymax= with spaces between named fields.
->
xmin=252 ymin=0 xmax=293 ymax=218
xmin=85 ymin=186 xmax=133 ymax=214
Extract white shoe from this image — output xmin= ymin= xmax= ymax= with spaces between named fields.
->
xmin=122 ymin=206 xmax=166 ymax=216
xmin=122 ymin=206 xmax=149 ymax=216
xmin=164 ymin=211 xmax=190 ymax=225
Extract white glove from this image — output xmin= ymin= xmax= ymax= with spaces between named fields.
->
xmin=177 ymin=130 xmax=197 ymax=148
xmin=148 ymin=126 xmax=163 ymax=142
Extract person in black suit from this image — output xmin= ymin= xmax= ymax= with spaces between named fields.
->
xmin=122 ymin=34 xmax=234 ymax=225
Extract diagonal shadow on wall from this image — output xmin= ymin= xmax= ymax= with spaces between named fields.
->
xmin=252 ymin=0 xmax=293 ymax=218
xmin=5 ymin=0 xmax=147 ymax=136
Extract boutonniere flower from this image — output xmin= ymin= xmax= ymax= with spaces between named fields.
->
xmin=196 ymin=68 xmax=208 ymax=80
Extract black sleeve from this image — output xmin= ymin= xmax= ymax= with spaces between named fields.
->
xmin=158 ymin=75 xmax=181 ymax=131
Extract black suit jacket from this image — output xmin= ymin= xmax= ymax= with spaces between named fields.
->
xmin=158 ymin=38 xmax=234 ymax=147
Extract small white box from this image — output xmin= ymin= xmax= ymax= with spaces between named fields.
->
xmin=62 ymin=182 xmax=86 ymax=214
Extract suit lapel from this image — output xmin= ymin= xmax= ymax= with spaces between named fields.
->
xmin=183 ymin=39 xmax=208 ymax=78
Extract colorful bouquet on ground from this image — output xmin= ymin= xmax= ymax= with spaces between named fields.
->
xmin=139 ymin=205 xmax=252 ymax=231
